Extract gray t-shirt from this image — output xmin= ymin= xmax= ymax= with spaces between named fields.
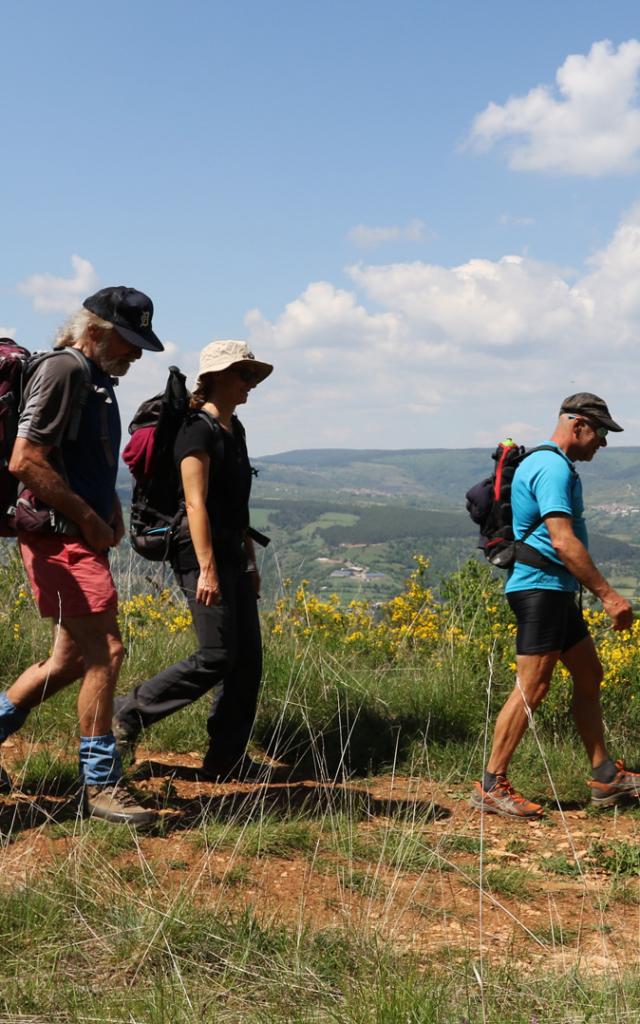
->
xmin=17 ymin=351 xmax=121 ymax=522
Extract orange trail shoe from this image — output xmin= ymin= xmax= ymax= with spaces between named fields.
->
xmin=470 ymin=776 xmax=544 ymax=819
xmin=588 ymin=760 xmax=640 ymax=808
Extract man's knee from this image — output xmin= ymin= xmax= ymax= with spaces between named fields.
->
xmin=514 ymin=673 xmax=551 ymax=711
xmin=48 ymin=657 xmax=85 ymax=686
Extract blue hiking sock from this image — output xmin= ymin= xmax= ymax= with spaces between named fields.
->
xmin=79 ymin=733 xmax=123 ymax=786
xmin=592 ymin=758 xmax=617 ymax=784
xmin=0 ymin=692 xmax=28 ymax=742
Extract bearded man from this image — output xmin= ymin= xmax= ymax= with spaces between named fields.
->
xmin=0 ymin=287 xmax=163 ymax=826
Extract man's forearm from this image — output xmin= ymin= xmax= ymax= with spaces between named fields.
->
xmin=12 ymin=449 xmax=99 ymax=529
xmin=552 ymin=533 xmax=613 ymax=601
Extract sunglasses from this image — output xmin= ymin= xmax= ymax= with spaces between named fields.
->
xmin=232 ymin=366 xmax=260 ymax=384
xmin=567 ymin=415 xmax=608 ymax=439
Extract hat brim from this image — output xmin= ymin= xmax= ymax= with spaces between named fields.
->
xmin=113 ymin=323 xmax=165 ymax=353
xmin=592 ymin=413 xmax=623 ymax=432
xmin=233 ymin=357 xmax=273 ymax=383
xmin=196 ymin=358 xmax=273 ymax=391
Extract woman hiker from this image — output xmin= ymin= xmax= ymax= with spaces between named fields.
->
xmin=113 ymin=340 xmax=272 ymax=779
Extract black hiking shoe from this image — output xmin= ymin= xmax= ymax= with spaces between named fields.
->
xmin=200 ymin=755 xmax=268 ymax=783
xmin=0 ymin=766 xmax=12 ymax=794
xmin=112 ymin=716 xmax=140 ymax=764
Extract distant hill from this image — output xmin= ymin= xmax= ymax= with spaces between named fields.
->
xmin=254 ymin=446 xmax=640 ymax=509
xmin=117 ymin=446 xmax=640 ymax=603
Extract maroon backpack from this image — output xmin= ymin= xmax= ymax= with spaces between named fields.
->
xmin=0 ymin=339 xmax=92 ymax=536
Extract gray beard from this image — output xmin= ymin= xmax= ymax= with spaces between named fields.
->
xmin=92 ymin=337 xmax=134 ymax=377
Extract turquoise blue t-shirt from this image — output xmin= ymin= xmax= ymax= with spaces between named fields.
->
xmin=504 ymin=443 xmax=586 ymax=594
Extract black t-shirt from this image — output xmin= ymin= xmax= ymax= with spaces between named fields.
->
xmin=171 ymin=411 xmax=253 ymax=571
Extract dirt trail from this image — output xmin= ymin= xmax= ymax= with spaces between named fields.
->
xmin=1 ymin=742 xmax=639 ymax=973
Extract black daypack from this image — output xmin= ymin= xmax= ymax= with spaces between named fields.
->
xmin=0 ymin=339 xmax=93 ymax=536
xmin=465 ymin=439 xmax=574 ymax=570
xmin=124 ymin=366 xmax=191 ymax=561
xmin=124 ymin=366 xmax=269 ymax=562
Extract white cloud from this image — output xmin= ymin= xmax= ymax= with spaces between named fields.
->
xmin=244 ymin=204 xmax=640 ymax=452
xmin=469 ymin=39 xmax=640 ymax=176
xmin=17 ymin=255 xmax=98 ymax=314
xmin=0 ymin=327 xmax=16 ymax=339
xmin=499 ymin=213 xmax=535 ymax=227
xmin=347 ymin=218 xmax=427 ymax=248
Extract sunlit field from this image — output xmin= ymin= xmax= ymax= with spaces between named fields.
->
xmin=1 ymin=549 xmax=640 ymax=1022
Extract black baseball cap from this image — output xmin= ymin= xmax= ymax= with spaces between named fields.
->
xmin=560 ymin=392 xmax=623 ymax=432
xmin=83 ymin=286 xmax=164 ymax=352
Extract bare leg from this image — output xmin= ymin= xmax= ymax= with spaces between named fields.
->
xmin=561 ymin=635 xmax=608 ymax=768
xmin=7 ymin=623 xmax=84 ymax=710
xmin=60 ymin=610 xmax=124 ymax=737
xmin=486 ymin=651 xmax=560 ymax=775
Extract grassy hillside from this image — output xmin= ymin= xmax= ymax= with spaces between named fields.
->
xmin=117 ymin=445 xmax=640 ymax=602
xmin=1 ymin=555 xmax=640 ymax=1019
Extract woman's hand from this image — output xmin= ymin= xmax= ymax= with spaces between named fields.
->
xmin=196 ymin=566 xmax=222 ymax=606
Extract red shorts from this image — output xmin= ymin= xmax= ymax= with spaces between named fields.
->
xmin=18 ymin=535 xmax=118 ymax=619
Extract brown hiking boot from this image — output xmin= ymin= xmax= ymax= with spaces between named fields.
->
xmin=588 ymin=760 xmax=640 ymax=808
xmin=84 ymin=782 xmax=156 ymax=827
xmin=470 ymin=777 xmax=544 ymax=819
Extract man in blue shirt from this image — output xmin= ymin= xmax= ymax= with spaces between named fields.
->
xmin=471 ymin=393 xmax=639 ymax=819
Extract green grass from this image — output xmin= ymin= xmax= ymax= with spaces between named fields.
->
xmin=0 ymin=856 xmax=639 ymax=1022
xmin=192 ymin=813 xmax=318 ymax=860
xmin=3 ymin=556 xmax=640 ymax=1019
xmin=540 ymin=854 xmax=582 ymax=877
xmin=483 ymin=867 xmax=532 ymax=900
xmin=590 ymin=840 xmax=640 ymax=876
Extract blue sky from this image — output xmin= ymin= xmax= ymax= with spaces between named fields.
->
xmin=3 ymin=1 xmax=640 ymax=453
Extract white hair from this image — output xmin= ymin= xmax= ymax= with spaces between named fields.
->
xmin=54 ymin=307 xmax=114 ymax=349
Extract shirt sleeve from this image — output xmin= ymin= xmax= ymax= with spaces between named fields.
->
xmin=174 ymin=416 xmax=218 ymax=464
xmin=530 ymin=457 xmax=574 ymax=518
xmin=16 ymin=354 xmax=87 ymax=447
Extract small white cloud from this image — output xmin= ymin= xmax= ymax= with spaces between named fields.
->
xmin=469 ymin=39 xmax=640 ymax=176
xmin=17 ymin=255 xmax=99 ymax=314
xmin=499 ymin=213 xmax=535 ymax=227
xmin=0 ymin=327 xmax=16 ymax=339
xmin=347 ymin=218 xmax=427 ymax=248
xmin=474 ymin=422 xmax=541 ymax=446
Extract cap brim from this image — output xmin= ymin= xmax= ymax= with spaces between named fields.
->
xmin=114 ymin=324 xmax=164 ymax=353
xmin=596 ymin=414 xmax=623 ymax=432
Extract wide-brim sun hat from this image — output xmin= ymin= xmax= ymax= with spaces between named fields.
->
xmin=195 ymin=340 xmax=273 ymax=390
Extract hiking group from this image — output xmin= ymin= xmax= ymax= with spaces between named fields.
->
xmin=0 ymin=282 xmax=638 ymax=826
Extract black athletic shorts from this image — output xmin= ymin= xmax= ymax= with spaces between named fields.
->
xmin=506 ymin=589 xmax=589 ymax=655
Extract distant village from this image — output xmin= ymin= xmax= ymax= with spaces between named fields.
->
xmin=316 ymin=557 xmax=386 ymax=582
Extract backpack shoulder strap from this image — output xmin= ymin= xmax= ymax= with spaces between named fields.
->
xmin=27 ymin=348 xmax=94 ymax=443
xmin=55 ymin=348 xmax=94 ymax=442
xmin=521 ymin=444 xmax=577 ymax=474
xmin=196 ymin=410 xmax=225 ymax=470
xmin=517 ymin=445 xmax=577 ymax=543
